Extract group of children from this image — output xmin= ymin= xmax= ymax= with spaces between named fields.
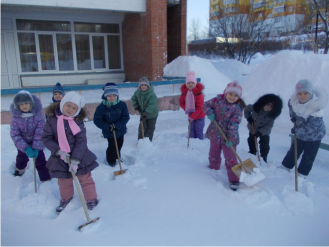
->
xmin=10 ymin=73 xmax=327 ymax=214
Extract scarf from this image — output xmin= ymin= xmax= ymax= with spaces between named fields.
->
xmin=185 ymin=90 xmax=195 ymax=114
xmin=21 ymin=112 xmax=35 ymax=118
xmin=102 ymin=99 xmax=119 ymax=107
xmin=56 ymin=115 xmax=81 ymax=153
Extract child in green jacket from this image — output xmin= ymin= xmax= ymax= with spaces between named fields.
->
xmin=131 ymin=77 xmax=159 ymax=141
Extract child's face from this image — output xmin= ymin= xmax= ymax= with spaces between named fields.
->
xmin=187 ymin=82 xmax=196 ymax=90
xmin=62 ymin=102 xmax=78 ymax=117
xmin=263 ymin=103 xmax=273 ymax=112
xmin=106 ymin=94 xmax=118 ymax=102
xmin=53 ymin=93 xmax=63 ymax=101
xmin=140 ymin=85 xmax=148 ymax=91
xmin=225 ymin=92 xmax=239 ymax=104
xmin=19 ymin=103 xmax=31 ymax=112
xmin=297 ymin=91 xmax=310 ymax=103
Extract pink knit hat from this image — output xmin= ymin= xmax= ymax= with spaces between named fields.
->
xmin=185 ymin=71 xmax=197 ymax=86
xmin=224 ymin=81 xmax=242 ymax=97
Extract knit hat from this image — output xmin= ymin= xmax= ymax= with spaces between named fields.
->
xmin=60 ymin=92 xmax=86 ymax=117
xmin=103 ymin=83 xmax=119 ymax=99
xmin=138 ymin=77 xmax=150 ymax=89
xmin=295 ymin=79 xmax=313 ymax=95
xmin=53 ymin=82 xmax=65 ymax=96
xmin=224 ymin=81 xmax=242 ymax=97
xmin=13 ymin=90 xmax=35 ymax=110
xmin=185 ymin=71 xmax=197 ymax=86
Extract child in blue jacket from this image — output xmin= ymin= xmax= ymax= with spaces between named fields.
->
xmin=93 ymin=83 xmax=130 ymax=166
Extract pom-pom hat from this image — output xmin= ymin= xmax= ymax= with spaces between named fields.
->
xmin=53 ymin=82 xmax=65 ymax=96
xmin=185 ymin=71 xmax=197 ymax=85
xmin=103 ymin=83 xmax=119 ymax=100
xmin=224 ymin=81 xmax=242 ymax=97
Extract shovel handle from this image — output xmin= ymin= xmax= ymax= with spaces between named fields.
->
xmin=33 ymin=157 xmax=37 ymax=193
xmin=252 ymin=123 xmax=261 ymax=163
xmin=112 ymin=130 xmax=123 ymax=171
xmin=139 ymin=110 xmax=145 ymax=139
xmin=187 ymin=121 xmax=191 ymax=148
xmin=212 ymin=120 xmax=249 ymax=174
xmin=294 ymin=123 xmax=298 ymax=192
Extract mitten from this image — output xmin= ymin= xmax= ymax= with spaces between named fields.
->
xmin=33 ymin=149 xmax=39 ymax=158
xmin=69 ymin=159 xmax=79 ymax=173
xmin=247 ymin=117 xmax=254 ymax=125
xmin=135 ymin=106 xmax=141 ymax=112
xmin=290 ymin=117 xmax=296 ymax=123
xmin=291 ymin=128 xmax=295 ymax=134
xmin=25 ymin=146 xmax=34 ymax=158
xmin=56 ymin=150 xmax=70 ymax=163
xmin=207 ymin=113 xmax=215 ymax=121
xmin=225 ymin=141 xmax=234 ymax=148
xmin=188 ymin=116 xmax=193 ymax=122
xmin=140 ymin=116 xmax=147 ymax=122
xmin=110 ymin=124 xmax=116 ymax=132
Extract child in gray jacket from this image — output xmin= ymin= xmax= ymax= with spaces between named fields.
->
xmin=244 ymin=94 xmax=283 ymax=163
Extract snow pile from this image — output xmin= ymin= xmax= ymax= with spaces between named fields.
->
xmin=163 ymin=55 xmax=231 ymax=99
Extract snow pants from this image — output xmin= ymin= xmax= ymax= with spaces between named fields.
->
xmin=138 ymin=117 xmax=157 ymax=141
xmin=189 ymin=117 xmax=205 ymax=140
xmin=16 ymin=149 xmax=51 ymax=181
xmin=247 ymin=133 xmax=270 ymax=159
xmin=208 ymin=139 xmax=239 ymax=182
xmin=107 ymin=136 xmax=124 ymax=165
xmin=57 ymin=172 xmax=97 ymax=201
xmin=282 ymin=138 xmax=321 ymax=176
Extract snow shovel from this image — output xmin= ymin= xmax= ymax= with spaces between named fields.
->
xmin=294 ymin=125 xmax=298 ymax=192
xmin=212 ymin=120 xmax=264 ymax=186
xmin=33 ymin=157 xmax=37 ymax=193
xmin=252 ymin=123 xmax=261 ymax=165
xmin=112 ymin=130 xmax=127 ymax=177
xmin=67 ymin=157 xmax=100 ymax=231
xmin=139 ymin=111 xmax=145 ymax=139
xmin=187 ymin=121 xmax=191 ymax=148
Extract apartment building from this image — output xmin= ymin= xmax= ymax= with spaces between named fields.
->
xmin=1 ymin=0 xmax=186 ymax=89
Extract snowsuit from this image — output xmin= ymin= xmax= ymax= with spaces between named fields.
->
xmin=203 ymin=94 xmax=244 ymax=182
xmin=93 ymin=100 xmax=130 ymax=165
xmin=10 ymin=95 xmax=51 ymax=181
xmin=282 ymin=88 xmax=327 ymax=176
xmin=41 ymin=103 xmax=98 ymax=201
xmin=244 ymin=94 xmax=282 ymax=161
xmin=179 ymin=82 xmax=206 ymax=140
xmin=131 ymin=83 xmax=159 ymax=141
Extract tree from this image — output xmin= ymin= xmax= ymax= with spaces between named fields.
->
xmin=312 ymin=0 xmax=329 ymax=53
xmin=209 ymin=4 xmax=276 ymax=64
xmin=189 ymin=18 xmax=201 ymax=41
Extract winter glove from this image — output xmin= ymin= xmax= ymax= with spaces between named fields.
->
xmin=225 ymin=141 xmax=234 ymax=148
xmin=110 ymin=124 xmax=116 ymax=132
xmin=33 ymin=149 xmax=39 ymax=158
xmin=207 ymin=113 xmax=215 ymax=121
xmin=135 ymin=106 xmax=141 ymax=112
xmin=188 ymin=116 xmax=193 ymax=122
xmin=140 ymin=116 xmax=147 ymax=123
xmin=290 ymin=117 xmax=297 ymax=123
xmin=291 ymin=128 xmax=295 ymax=134
xmin=69 ymin=159 xmax=79 ymax=174
xmin=247 ymin=117 xmax=254 ymax=125
xmin=56 ymin=150 xmax=70 ymax=163
xmin=25 ymin=146 xmax=34 ymax=158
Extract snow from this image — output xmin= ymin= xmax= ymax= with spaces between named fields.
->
xmin=1 ymin=51 xmax=329 ymax=246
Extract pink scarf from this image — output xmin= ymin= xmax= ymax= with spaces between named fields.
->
xmin=56 ymin=115 xmax=81 ymax=153
xmin=185 ymin=90 xmax=195 ymax=114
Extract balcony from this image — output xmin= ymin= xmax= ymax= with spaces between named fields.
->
xmin=167 ymin=0 xmax=180 ymax=7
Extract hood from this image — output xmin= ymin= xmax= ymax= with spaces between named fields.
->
xmin=180 ymin=82 xmax=204 ymax=95
xmin=254 ymin=94 xmax=283 ymax=119
xmin=46 ymin=102 xmax=87 ymax=121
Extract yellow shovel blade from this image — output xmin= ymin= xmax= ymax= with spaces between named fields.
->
xmin=232 ymin=158 xmax=257 ymax=178
xmin=113 ymin=169 xmax=128 ymax=177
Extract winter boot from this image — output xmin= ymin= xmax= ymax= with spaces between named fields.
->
xmin=279 ymin=164 xmax=291 ymax=172
xmin=229 ymin=181 xmax=240 ymax=191
xmin=298 ymin=173 xmax=307 ymax=179
xmin=108 ymin=162 xmax=116 ymax=167
xmin=56 ymin=197 xmax=73 ymax=214
xmin=13 ymin=168 xmax=25 ymax=177
xmin=262 ymin=156 xmax=267 ymax=163
xmin=248 ymin=151 xmax=256 ymax=156
xmin=87 ymin=198 xmax=99 ymax=210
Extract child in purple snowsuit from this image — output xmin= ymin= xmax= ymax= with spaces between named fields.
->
xmin=203 ymin=81 xmax=246 ymax=191
xmin=10 ymin=90 xmax=51 ymax=181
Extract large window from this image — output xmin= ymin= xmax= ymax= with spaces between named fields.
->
xmin=16 ymin=19 xmax=122 ymax=73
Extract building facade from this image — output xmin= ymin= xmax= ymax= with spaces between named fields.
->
xmin=1 ymin=0 xmax=186 ymax=89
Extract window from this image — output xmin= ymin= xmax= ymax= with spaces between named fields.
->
xmin=273 ymin=6 xmax=285 ymax=14
xmin=16 ymin=20 xmax=122 ymax=73
xmin=258 ymin=13 xmax=263 ymax=18
xmin=289 ymin=6 xmax=293 ymax=12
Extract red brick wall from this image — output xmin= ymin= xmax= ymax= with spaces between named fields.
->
xmin=122 ymin=0 xmax=168 ymax=81
xmin=167 ymin=0 xmax=187 ymax=63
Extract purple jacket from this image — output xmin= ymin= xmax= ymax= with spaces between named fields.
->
xmin=203 ymin=94 xmax=243 ymax=145
xmin=10 ymin=95 xmax=45 ymax=152
xmin=41 ymin=103 xmax=99 ymax=179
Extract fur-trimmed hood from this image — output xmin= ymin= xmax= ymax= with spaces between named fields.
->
xmin=45 ymin=102 xmax=87 ymax=121
xmin=290 ymin=87 xmax=328 ymax=119
xmin=10 ymin=95 xmax=43 ymax=118
xmin=180 ymin=82 xmax=204 ymax=95
xmin=253 ymin=94 xmax=283 ymax=119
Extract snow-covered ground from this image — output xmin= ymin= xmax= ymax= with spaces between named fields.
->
xmin=1 ymin=50 xmax=329 ymax=246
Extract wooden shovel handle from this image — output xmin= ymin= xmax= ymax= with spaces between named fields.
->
xmin=139 ymin=110 xmax=145 ymax=139
xmin=112 ymin=130 xmax=123 ymax=171
xmin=252 ymin=123 xmax=261 ymax=163
xmin=294 ymin=123 xmax=298 ymax=192
xmin=212 ymin=120 xmax=249 ymax=173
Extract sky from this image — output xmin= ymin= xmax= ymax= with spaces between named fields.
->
xmin=187 ymin=0 xmax=210 ymax=38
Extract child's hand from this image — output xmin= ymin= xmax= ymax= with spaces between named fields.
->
xmin=291 ymin=128 xmax=295 ymax=134
xmin=25 ymin=147 xmax=34 ymax=158
xmin=225 ymin=141 xmax=234 ymax=148
xmin=135 ymin=106 xmax=142 ymax=113
xmin=207 ymin=113 xmax=215 ymax=121
xmin=56 ymin=150 xmax=70 ymax=163
xmin=69 ymin=159 xmax=79 ymax=173
xmin=290 ymin=117 xmax=296 ymax=123
xmin=188 ymin=116 xmax=193 ymax=122
xmin=140 ymin=116 xmax=147 ymax=122
xmin=33 ymin=149 xmax=39 ymax=158
xmin=110 ymin=124 xmax=116 ymax=132
xmin=247 ymin=117 xmax=254 ymax=125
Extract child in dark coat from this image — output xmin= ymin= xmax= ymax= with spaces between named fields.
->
xmin=179 ymin=71 xmax=206 ymax=140
xmin=281 ymin=79 xmax=327 ymax=178
xmin=93 ymin=83 xmax=130 ymax=166
xmin=10 ymin=90 xmax=51 ymax=181
xmin=244 ymin=94 xmax=283 ymax=163
xmin=42 ymin=92 xmax=99 ymax=214
xmin=52 ymin=82 xmax=65 ymax=103
xmin=203 ymin=81 xmax=246 ymax=191
xmin=131 ymin=77 xmax=159 ymax=141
